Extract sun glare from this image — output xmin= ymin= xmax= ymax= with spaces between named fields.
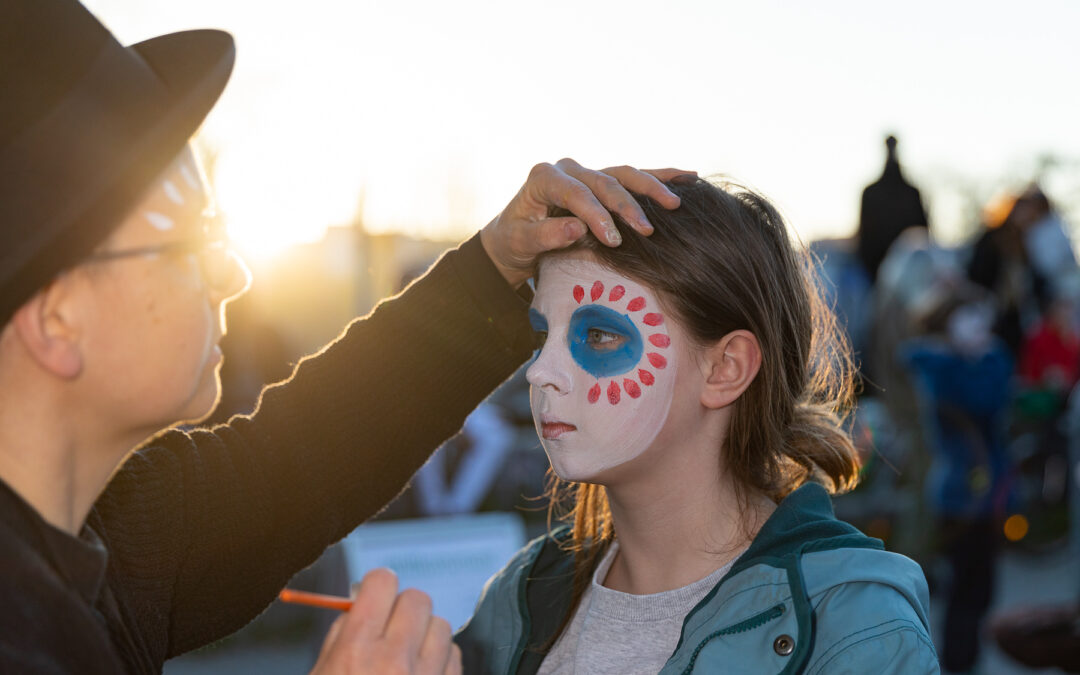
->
xmin=211 ymin=138 xmax=366 ymax=261
xmin=142 ymin=0 xmax=1078 ymax=261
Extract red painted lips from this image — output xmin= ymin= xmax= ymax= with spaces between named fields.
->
xmin=541 ymin=422 xmax=577 ymax=439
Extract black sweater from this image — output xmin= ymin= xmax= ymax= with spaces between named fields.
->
xmin=0 ymin=235 xmax=534 ymax=674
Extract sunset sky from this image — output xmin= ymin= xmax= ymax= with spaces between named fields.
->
xmin=84 ymin=0 xmax=1080 ymax=259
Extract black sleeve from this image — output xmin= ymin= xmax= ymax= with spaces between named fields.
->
xmin=91 ymin=233 xmax=535 ymax=660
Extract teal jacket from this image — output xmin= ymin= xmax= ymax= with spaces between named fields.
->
xmin=456 ymin=483 xmax=939 ymax=674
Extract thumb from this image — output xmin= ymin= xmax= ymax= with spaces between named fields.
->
xmin=532 ymin=217 xmax=587 ymax=254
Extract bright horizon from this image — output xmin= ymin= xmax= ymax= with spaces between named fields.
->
xmin=85 ymin=0 xmax=1080 ymax=260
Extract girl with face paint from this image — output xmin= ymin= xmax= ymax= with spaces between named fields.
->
xmin=458 ymin=178 xmax=940 ymax=675
xmin=526 ymin=255 xmax=682 ymax=482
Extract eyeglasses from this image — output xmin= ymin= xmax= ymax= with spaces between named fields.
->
xmin=83 ymin=235 xmax=251 ymax=294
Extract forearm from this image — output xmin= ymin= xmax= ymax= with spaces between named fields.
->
xmin=98 ymin=234 xmax=534 ymax=657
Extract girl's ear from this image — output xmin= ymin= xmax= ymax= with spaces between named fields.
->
xmin=10 ymin=279 xmax=84 ymax=379
xmin=699 ymin=330 xmax=761 ymax=410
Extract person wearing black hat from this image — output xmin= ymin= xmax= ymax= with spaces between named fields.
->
xmin=0 ymin=1 xmax=690 ymax=672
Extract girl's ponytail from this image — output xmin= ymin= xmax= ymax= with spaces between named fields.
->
xmin=782 ymin=401 xmax=860 ymax=496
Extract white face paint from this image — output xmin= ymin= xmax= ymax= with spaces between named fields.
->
xmin=137 ymin=147 xmax=210 ymax=235
xmin=178 ymin=163 xmax=199 ymax=190
xmin=162 ymin=179 xmax=184 ymax=206
xmin=144 ymin=211 xmax=175 ymax=231
xmin=527 ymin=254 xmax=686 ymax=482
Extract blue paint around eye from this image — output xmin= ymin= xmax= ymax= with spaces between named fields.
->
xmin=529 ymin=308 xmax=548 ymax=332
xmin=529 ymin=308 xmax=548 ymax=357
xmin=568 ymin=305 xmax=643 ymax=377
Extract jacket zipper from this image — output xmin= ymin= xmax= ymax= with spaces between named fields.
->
xmin=678 ymin=602 xmax=786 ymax=675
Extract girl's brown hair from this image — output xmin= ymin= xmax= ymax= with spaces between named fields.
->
xmin=541 ymin=177 xmax=860 ymax=642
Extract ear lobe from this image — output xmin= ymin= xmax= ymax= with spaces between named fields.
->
xmin=700 ymin=330 xmax=761 ymax=409
xmin=11 ymin=285 xmax=84 ymax=379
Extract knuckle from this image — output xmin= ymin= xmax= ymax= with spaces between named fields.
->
xmin=529 ymin=162 xmax=553 ymax=179
xmin=364 ymin=567 xmax=398 ymax=589
xmin=400 ymin=588 xmax=433 ymax=613
xmin=596 ymin=173 xmax=621 ymax=192
xmin=567 ymin=177 xmax=590 ymax=195
xmin=353 ymin=569 xmax=397 ymax=606
xmin=571 ymin=182 xmax=596 ymax=203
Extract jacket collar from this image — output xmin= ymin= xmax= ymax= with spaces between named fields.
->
xmin=725 ymin=481 xmax=882 ymax=580
xmin=665 ymin=483 xmax=884 ymax=674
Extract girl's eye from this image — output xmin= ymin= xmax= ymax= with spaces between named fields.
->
xmin=586 ymin=328 xmax=625 ymax=351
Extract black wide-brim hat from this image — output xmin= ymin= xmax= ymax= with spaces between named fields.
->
xmin=0 ymin=0 xmax=235 ymax=324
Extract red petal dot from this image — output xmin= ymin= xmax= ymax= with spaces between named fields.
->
xmin=588 ymin=383 xmax=601 ymax=404
xmin=590 ymin=281 xmax=604 ymax=302
xmin=573 ymin=285 xmax=584 ymax=303
xmin=627 ymin=297 xmax=646 ymax=312
xmin=623 ymin=379 xmax=641 ymax=398
xmin=609 ymin=285 xmax=625 ymax=302
xmin=644 ymin=313 xmax=664 ymax=326
xmin=647 ymin=353 xmax=667 ymax=369
xmin=639 ymin=369 xmax=655 ymax=385
xmin=607 ymin=381 xmax=621 ymax=405
xmin=649 ymin=334 xmax=670 ymax=348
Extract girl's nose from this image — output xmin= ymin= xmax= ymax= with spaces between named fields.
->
xmin=526 ymin=342 xmax=573 ymax=395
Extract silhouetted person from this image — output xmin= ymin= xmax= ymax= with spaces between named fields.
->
xmin=857 ymin=136 xmax=930 ymax=281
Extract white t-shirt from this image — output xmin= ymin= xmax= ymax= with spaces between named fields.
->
xmin=538 ymin=542 xmax=744 ymax=675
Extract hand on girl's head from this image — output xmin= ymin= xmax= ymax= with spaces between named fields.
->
xmin=479 ymin=160 xmax=694 ymax=288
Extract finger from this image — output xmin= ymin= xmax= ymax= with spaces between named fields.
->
xmin=342 ymin=568 xmax=399 ymax=642
xmin=604 ymin=166 xmax=688 ymax=211
xmin=416 ymin=616 xmax=453 ymax=675
xmin=645 ymin=167 xmax=698 ymax=186
xmin=531 ymin=163 xmax=621 ymax=246
xmin=444 ymin=643 xmax=463 ymax=675
xmin=384 ymin=588 xmax=434 ymax=661
xmin=556 ymin=158 xmax=649 ymax=238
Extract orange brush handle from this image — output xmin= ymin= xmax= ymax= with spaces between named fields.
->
xmin=278 ymin=588 xmax=353 ymax=612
